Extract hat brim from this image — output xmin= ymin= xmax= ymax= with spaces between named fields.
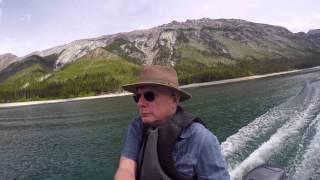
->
xmin=122 ymin=82 xmax=192 ymax=102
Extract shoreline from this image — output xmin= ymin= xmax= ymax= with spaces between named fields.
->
xmin=180 ymin=66 xmax=320 ymax=88
xmin=1 ymin=66 xmax=320 ymax=108
xmin=0 ymin=92 xmax=132 ymax=108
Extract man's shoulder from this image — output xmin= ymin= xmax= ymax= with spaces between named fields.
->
xmin=187 ymin=122 xmax=207 ymax=133
xmin=130 ymin=117 xmax=143 ymax=129
xmin=126 ymin=117 xmax=144 ymax=138
xmin=181 ymin=122 xmax=216 ymax=141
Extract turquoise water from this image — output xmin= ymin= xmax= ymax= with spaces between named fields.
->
xmin=0 ymin=69 xmax=320 ymax=179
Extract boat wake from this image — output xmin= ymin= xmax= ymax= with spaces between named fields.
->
xmin=221 ymin=79 xmax=320 ymax=180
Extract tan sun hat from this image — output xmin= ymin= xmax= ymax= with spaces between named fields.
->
xmin=122 ymin=65 xmax=192 ymax=102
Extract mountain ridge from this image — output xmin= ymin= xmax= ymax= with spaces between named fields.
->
xmin=0 ymin=53 xmax=18 ymax=72
xmin=1 ymin=18 xmax=319 ymax=69
xmin=1 ymin=18 xmax=320 ymax=102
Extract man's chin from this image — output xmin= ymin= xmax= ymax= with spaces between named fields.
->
xmin=142 ymin=118 xmax=165 ymax=127
xmin=141 ymin=117 xmax=155 ymax=124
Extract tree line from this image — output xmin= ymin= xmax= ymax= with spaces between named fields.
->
xmin=1 ymin=57 xmax=320 ymax=103
xmin=0 ymin=73 xmax=121 ymax=103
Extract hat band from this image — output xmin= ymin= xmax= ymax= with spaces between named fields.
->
xmin=138 ymin=80 xmax=179 ymax=88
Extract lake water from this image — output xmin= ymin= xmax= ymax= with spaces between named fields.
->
xmin=1 ymin=69 xmax=320 ymax=180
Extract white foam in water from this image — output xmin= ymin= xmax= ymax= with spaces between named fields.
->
xmin=292 ymin=113 xmax=320 ymax=180
xmin=286 ymin=102 xmax=320 ymax=173
xmin=230 ymin=99 xmax=319 ymax=179
xmin=221 ymin=102 xmax=300 ymax=163
xmin=227 ymin=88 xmax=320 ymax=180
xmin=221 ymin=81 xmax=315 ymax=164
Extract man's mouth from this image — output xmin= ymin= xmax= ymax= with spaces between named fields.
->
xmin=141 ymin=113 xmax=152 ymax=117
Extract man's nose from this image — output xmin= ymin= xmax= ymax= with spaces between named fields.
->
xmin=137 ymin=95 xmax=147 ymax=107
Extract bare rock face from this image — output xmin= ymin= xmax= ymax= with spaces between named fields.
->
xmin=2 ymin=18 xmax=320 ymax=72
xmin=307 ymin=29 xmax=320 ymax=46
xmin=28 ymin=39 xmax=106 ymax=69
xmin=0 ymin=53 xmax=18 ymax=72
xmin=308 ymin=29 xmax=320 ymax=35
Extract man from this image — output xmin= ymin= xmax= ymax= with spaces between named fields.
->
xmin=115 ymin=65 xmax=230 ymax=180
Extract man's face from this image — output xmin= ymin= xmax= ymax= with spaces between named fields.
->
xmin=135 ymin=87 xmax=180 ymax=125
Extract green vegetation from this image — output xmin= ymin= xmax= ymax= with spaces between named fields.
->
xmin=0 ymin=54 xmax=56 ymax=83
xmin=175 ymin=57 xmax=320 ymax=85
xmin=173 ymin=37 xmax=320 ymax=85
xmin=1 ymin=53 xmax=319 ymax=103
xmin=0 ymin=58 xmax=142 ymax=103
xmin=104 ymin=39 xmax=143 ymax=64
xmin=175 ymin=59 xmax=243 ymax=85
xmin=176 ymin=44 xmax=233 ymax=66
xmin=1 ymin=30 xmax=320 ymax=103
xmin=153 ymin=46 xmax=172 ymax=65
xmin=176 ymin=29 xmax=190 ymax=43
xmin=3 ymin=64 xmax=49 ymax=87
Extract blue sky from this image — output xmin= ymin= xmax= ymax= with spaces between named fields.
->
xmin=0 ymin=0 xmax=319 ymax=56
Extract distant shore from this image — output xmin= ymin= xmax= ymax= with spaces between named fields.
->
xmin=1 ymin=66 xmax=320 ymax=108
xmin=180 ymin=66 xmax=320 ymax=88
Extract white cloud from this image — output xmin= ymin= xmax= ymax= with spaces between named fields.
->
xmin=0 ymin=38 xmax=15 ymax=55
xmin=312 ymin=13 xmax=320 ymax=20
xmin=0 ymin=37 xmax=43 ymax=56
xmin=273 ymin=16 xmax=319 ymax=32
xmin=26 ymin=13 xmax=31 ymax=20
xmin=1 ymin=0 xmax=320 ymax=55
xmin=0 ymin=8 xmax=2 ymax=25
xmin=19 ymin=13 xmax=32 ymax=22
xmin=293 ymin=16 xmax=303 ymax=21
xmin=247 ymin=2 xmax=257 ymax=8
xmin=261 ymin=18 xmax=271 ymax=23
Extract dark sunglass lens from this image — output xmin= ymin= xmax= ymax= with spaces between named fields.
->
xmin=133 ymin=94 xmax=141 ymax=103
xmin=144 ymin=91 xmax=155 ymax=102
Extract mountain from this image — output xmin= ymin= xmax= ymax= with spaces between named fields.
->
xmin=1 ymin=18 xmax=320 ymax=102
xmin=0 ymin=53 xmax=18 ymax=72
xmin=307 ymin=29 xmax=320 ymax=46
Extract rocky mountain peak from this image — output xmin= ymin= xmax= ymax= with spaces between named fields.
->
xmin=0 ymin=53 xmax=17 ymax=59
xmin=1 ymin=18 xmax=320 ymax=73
xmin=307 ymin=29 xmax=320 ymax=45
xmin=308 ymin=29 xmax=320 ymax=35
xmin=0 ymin=53 xmax=18 ymax=71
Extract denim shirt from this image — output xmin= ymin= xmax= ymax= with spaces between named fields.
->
xmin=121 ymin=118 xmax=230 ymax=180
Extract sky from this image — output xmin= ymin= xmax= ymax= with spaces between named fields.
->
xmin=0 ymin=0 xmax=320 ymax=57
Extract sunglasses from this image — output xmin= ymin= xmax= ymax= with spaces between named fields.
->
xmin=133 ymin=91 xmax=156 ymax=103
